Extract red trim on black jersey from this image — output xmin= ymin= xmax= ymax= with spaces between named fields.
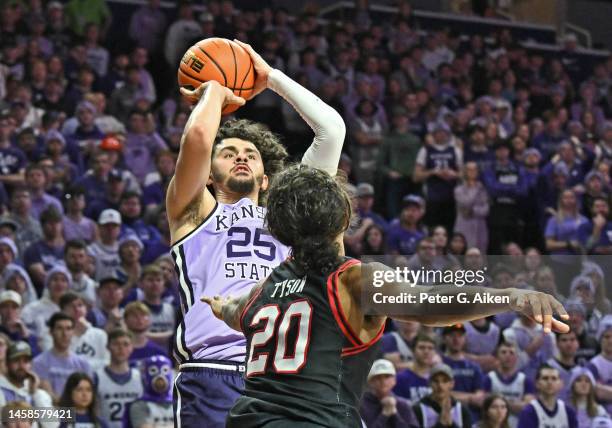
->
xmin=341 ymin=321 xmax=386 ymax=357
xmin=326 ymin=258 xmax=362 ymax=347
xmin=239 ymin=286 xmax=264 ymax=332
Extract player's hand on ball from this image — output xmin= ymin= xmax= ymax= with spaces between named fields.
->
xmin=233 ymin=39 xmax=272 ymax=99
xmin=180 ymin=81 xmax=246 ymax=108
xmin=201 ymin=295 xmax=232 ymax=320
xmin=509 ymin=288 xmax=570 ymax=333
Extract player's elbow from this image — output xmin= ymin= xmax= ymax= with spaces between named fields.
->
xmin=327 ymin=110 xmax=346 ymax=142
xmin=183 ymin=126 xmax=214 ymax=154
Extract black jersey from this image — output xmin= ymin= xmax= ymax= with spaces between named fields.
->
xmin=227 ymin=258 xmax=384 ymax=428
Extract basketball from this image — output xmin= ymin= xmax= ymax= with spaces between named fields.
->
xmin=178 ymin=37 xmax=255 ymax=114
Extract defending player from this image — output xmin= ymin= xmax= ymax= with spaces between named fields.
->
xmin=203 ymin=164 xmax=570 ymax=427
xmin=167 ymin=40 xmax=345 ymax=426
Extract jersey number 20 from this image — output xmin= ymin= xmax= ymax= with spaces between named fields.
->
xmin=246 ymin=300 xmax=313 ymax=377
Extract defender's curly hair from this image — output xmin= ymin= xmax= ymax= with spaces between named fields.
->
xmin=214 ymin=119 xmax=288 ymax=205
xmin=266 ymin=164 xmax=352 ymax=275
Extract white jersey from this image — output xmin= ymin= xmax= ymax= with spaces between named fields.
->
xmin=148 ymin=302 xmax=176 ymax=333
xmin=531 ymin=399 xmax=570 ymax=428
xmin=96 ymin=367 xmax=143 ymax=428
xmin=72 ymin=324 xmax=110 ymax=371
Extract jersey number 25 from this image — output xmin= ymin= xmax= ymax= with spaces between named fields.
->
xmin=246 ymin=300 xmax=313 ymax=377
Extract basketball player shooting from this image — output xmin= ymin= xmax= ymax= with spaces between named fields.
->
xmin=202 ymin=164 xmax=570 ymax=428
xmin=167 ymin=40 xmax=345 ymax=427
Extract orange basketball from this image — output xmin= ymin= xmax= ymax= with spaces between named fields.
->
xmin=178 ymin=38 xmax=255 ymax=115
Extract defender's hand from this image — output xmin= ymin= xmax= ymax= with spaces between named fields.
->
xmin=233 ymin=39 xmax=272 ymax=99
xmin=180 ymin=81 xmax=246 ymax=108
xmin=201 ymin=295 xmax=232 ymax=320
xmin=509 ymin=288 xmax=570 ymax=333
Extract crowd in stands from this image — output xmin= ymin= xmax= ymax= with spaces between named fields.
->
xmin=0 ymin=0 xmax=612 ymax=426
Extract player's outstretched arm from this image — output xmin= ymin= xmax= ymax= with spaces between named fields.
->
xmin=201 ymin=282 xmax=263 ymax=332
xmin=166 ymin=81 xmax=245 ymax=227
xmin=235 ymin=40 xmax=345 ymax=176
xmin=357 ymin=263 xmax=570 ymax=333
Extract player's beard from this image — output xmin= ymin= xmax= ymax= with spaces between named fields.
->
xmin=213 ymin=167 xmax=263 ymax=195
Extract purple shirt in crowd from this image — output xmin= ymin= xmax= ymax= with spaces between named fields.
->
xmin=63 ymin=215 xmax=97 ymax=243
xmin=32 ymin=350 xmax=92 ymax=395
xmin=30 ymin=193 xmax=64 ymax=219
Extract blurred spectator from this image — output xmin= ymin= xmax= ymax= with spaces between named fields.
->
xmin=88 ymin=209 xmax=121 ymax=281
xmin=122 ymin=110 xmax=167 ymax=185
xmin=387 ymin=195 xmax=426 ymax=256
xmin=355 ymin=183 xmax=387 ymax=230
xmin=88 ymin=275 xmax=125 ymax=333
xmin=118 ymin=192 xmax=161 ymax=263
xmin=62 ymin=186 xmax=97 ymax=243
xmin=163 ymin=1 xmax=200 ymax=68
xmin=32 ymin=312 xmax=92 ymax=399
xmin=394 ymin=334 xmax=437 ymax=402
xmin=547 ymin=330 xmax=580 ymax=401
xmin=566 ymin=299 xmax=599 ymax=365
xmin=58 ymin=372 xmax=106 ymax=427
xmin=381 ymin=320 xmax=419 ymax=370
xmin=567 ymin=367 xmax=609 ymax=428
xmin=377 ymin=107 xmax=422 ymax=217
xmin=517 ymin=364 xmax=578 ymax=428
xmin=431 ymin=225 xmax=460 ymax=271
xmin=349 ymin=99 xmax=386 ymax=184
xmin=0 ymin=341 xmax=52 ymax=409
xmin=95 ymin=328 xmax=143 ymax=428
xmin=412 ymin=363 xmax=472 ymax=428
xmin=23 ymin=207 xmax=66 ymax=290
xmin=0 ymin=290 xmax=38 ymax=355
xmin=569 ymin=276 xmax=601 ymax=337
xmin=64 ymin=239 xmax=97 ymax=306
xmin=137 ymin=264 xmax=175 ymax=348
xmin=129 ymin=0 xmax=167 ymax=54
xmin=59 ymin=292 xmax=109 ymax=371
xmin=361 ymin=224 xmax=387 ymax=257
xmin=64 ymin=0 xmax=111 ymax=37
xmin=0 ymin=237 xmax=18 ymax=276
xmin=360 ymin=359 xmax=418 ymax=428
xmin=116 ymin=234 xmax=143 ymax=291
xmin=587 ymin=315 xmax=612 ymax=415
xmin=142 ymin=150 xmax=175 ymax=213
xmin=578 ymin=196 xmax=612 ymax=255
xmin=83 ymin=23 xmax=109 ymax=78
xmin=484 ymin=341 xmax=536 ymax=427
xmin=25 ymin=164 xmax=63 ymax=219
xmin=122 ymin=301 xmax=167 ymax=366
xmin=2 ymin=264 xmax=37 ymax=306
xmin=454 ymin=161 xmax=489 ymax=252
xmin=448 ymin=232 xmax=467 ymax=257
xmin=475 ymin=394 xmax=510 ymax=428
xmin=464 ymin=317 xmax=500 ymax=373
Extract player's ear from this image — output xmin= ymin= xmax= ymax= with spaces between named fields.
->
xmin=207 ymin=173 xmax=214 ymax=186
xmin=260 ymin=174 xmax=269 ymax=191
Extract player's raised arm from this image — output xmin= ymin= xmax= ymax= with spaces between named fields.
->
xmin=343 ymin=262 xmax=570 ymax=334
xmin=235 ymin=40 xmax=345 ymax=176
xmin=166 ymin=81 xmax=245 ymax=226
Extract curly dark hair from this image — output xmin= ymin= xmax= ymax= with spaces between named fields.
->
xmin=266 ymin=164 xmax=352 ymax=275
xmin=214 ymin=119 xmax=288 ymax=205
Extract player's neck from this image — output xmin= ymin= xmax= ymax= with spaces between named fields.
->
xmin=216 ymin=188 xmax=259 ymax=206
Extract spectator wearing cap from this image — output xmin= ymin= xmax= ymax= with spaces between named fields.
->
xmin=59 ymin=292 xmax=109 ymax=371
xmin=64 ymin=239 xmax=98 ymax=306
xmin=394 ymin=334 xmax=438 ymax=403
xmin=0 ymin=290 xmax=39 ymax=355
xmin=123 ymin=301 xmax=168 ymax=366
xmin=414 ymin=121 xmax=462 ymax=233
xmin=0 ymin=341 xmax=53 ymax=409
xmin=413 ymin=363 xmax=472 ymax=428
xmin=482 ymin=139 xmax=528 ymax=253
xmin=115 ymin=234 xmax=144 ymax=292
xmin=359 ymin=359 xmax=418 ymax=428
xmin=355 ymin=183 xmax=388 ymax=230
xmin=532 ymin=114 xmax=567 ymax=161
xmin=62 ymin=186 xmax=97 ymax=243
xmin=32 ymin=312 xmax=92 ymax=399
xmin=85 ymin=167 xmax=126 ymax=221
xmin=21 ymin=266 xmax=71 ymax=347
xmin=440 ymin=324 xmax=486 ymax=419
xmin=5 ymin=186 xmax=43 ymax=257
xmin=386 ymin=195 xmax=427 ymax=256
xmin=88 ymin=209 xmax=122 ymax=281
xmin=578 ymin=196 xmax=612 ymax=255
xmin=118 ymin=191 xmax=162 ymax=264
xmin=377 ymin=106 xmax=422 ymax=217
xmin=23 ymin=207 xmax=66 ymax=291
xmin=453 ymin=161 xmax=489 ymax=253
xmin=517 ymin=364 xmax=578 ymax=428
xmin=99 ymin=135 xmax=143 ymax=196
xmin=88 ymin=275 xmax=125 ymax=332
xmin=123 ymin=110 xmax=168 ymax=185
xmin=483 ymin=341 xmax=536 ymax=427
xmin=25 ymin=164 xmax=63 ymax=219
xmin=129 ymin=0 xmax=167 ymax=53
xmin=580 ymin=171 xmax=610 ymax=219
xmin=565 ymin=299 xmax=599 ymax=365
xmin=567 ymin=367 xmax=609 ymax=428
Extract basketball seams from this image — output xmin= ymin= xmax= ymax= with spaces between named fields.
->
xmin=227 ymin=40 xmax=238 ymax=91
xmin=196 ymin=45 xmax=228 ymax=87
xmin=238 ymin=57 xmax=253 ymax=98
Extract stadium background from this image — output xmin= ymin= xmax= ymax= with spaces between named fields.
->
xmin=0 ymin=0 xmax=612 ymax=426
